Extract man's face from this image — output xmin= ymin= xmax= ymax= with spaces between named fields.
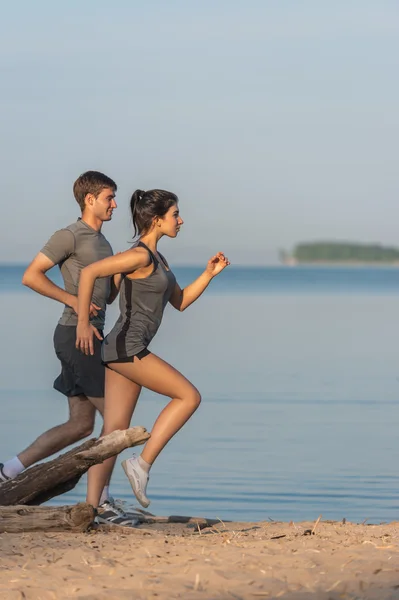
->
xmin=92 ymin=187 xmax=117 ymax=222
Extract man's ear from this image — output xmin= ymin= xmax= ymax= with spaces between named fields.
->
xmin=85 ymin=193 xmax=95 ymax=208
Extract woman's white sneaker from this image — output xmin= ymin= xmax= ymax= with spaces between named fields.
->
xmin=121 ymin=455 xmax=150 ymax=508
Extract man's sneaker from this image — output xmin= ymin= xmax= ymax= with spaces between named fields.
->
xmin=0 ymin=463 xmax=10 ymax=483
xmin=121 ymin=455 xmax=150 ymax=508
xmin=96 ymin=499 xmax=139 ymax=527
xmin=106 ymin=496 xmax=143 ymax=520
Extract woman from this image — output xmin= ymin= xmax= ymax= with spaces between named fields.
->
xmin=76 ymin=189 xmax=229 ymax=509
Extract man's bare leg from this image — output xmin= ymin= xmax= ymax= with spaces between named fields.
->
xmin=17 ymin=396 xmax=96 ymax=469
xmin=1 ymin=395 xmax=106 ymax=478
xmin=1 ymin=394 xmax=114 ymax=506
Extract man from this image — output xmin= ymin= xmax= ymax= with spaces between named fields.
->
xmin=0 ymin=171 xmax=136 ymax=526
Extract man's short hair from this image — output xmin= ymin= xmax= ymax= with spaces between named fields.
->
xmin=73 ymin=171 xmax=117 ymax=211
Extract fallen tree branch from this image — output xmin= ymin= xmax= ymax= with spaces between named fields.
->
xmin=0 ymin=503 xmax=95 ymax=533
xmin=0 ymin=427 xmax=150 ymax=506
xmin=135 ymin=514 xmax=227 ymax=527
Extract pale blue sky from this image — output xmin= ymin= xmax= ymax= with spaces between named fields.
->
xmin=1 ymin=1 xmax=398 ymax=264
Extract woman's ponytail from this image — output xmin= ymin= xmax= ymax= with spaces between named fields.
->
xmin=130 ymin=190 xmax=146 ymax=237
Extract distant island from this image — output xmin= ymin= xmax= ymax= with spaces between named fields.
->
xmin=280 ymin=242 xmax=399 ymax=265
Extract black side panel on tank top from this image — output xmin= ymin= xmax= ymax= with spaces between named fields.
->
xmin=115 ymin=276 xmax=132 ymax=358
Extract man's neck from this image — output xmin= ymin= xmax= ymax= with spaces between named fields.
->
xmin=80 ymin=213 xmax=103 ymax=232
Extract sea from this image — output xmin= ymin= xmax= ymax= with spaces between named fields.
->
xmin=1 ymin=264 xmax=398 ymax=524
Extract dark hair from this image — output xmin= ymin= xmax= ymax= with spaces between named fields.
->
xmin=73 ymin=171 xmax=117 ymax=211
xmin=130 ymin=189 xmax=178 ymax=237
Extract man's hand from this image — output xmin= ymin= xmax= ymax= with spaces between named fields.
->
xmin=76 ymin=322 xmax=103 ymax=356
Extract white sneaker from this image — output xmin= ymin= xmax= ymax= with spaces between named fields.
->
xmin=121 ymin=455 xmax=150 ymax=508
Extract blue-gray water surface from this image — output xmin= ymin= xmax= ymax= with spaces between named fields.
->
xmin=1 ymin=265 xmax=398 ymax=523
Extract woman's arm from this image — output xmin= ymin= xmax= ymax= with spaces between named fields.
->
xmin=169 ymin=252 xmax=230 ymax=312
xmin=76 ymin=247 xmax=151 ymax=354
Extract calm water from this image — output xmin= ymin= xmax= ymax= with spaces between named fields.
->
xmin=1 ymin=264 xmax=399 ymax=523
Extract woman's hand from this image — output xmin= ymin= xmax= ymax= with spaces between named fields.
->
xmin=205 ymin=252 xmax=230 ymax=277
xmin=76 ymin=322 xmax=103 ymax=356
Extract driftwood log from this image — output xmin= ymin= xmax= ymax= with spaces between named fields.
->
xmin=136 ymin=514 xmax=225 ymax=527
xmin=0 ymin=503 xmax=95 ymax=533
xmin=132 ymin=507 xmax=228 ymax=527
xmin=0 ymin=427 xmax=149 ymax=507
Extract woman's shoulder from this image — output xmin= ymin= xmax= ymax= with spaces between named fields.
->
xmin=122 ymin=245 xmax=153 ymax=267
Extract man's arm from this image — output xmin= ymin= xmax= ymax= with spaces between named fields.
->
xmin=22 ymin=253 xmax=79 ymax=313
xmin=107 ymin=273 xmax=123 ymax=305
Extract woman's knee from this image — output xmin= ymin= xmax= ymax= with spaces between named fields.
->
xmin=184 ymin=386 xmax=201 ymax=411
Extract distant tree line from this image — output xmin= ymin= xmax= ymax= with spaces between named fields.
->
xmin=281 ymin=242 xmax=399 ymax=263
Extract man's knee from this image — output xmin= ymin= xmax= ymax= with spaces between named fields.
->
xmin=68 ymin=395 xmax=96 ymax=440
xmin=67 ymin=415 xmax=95 ymax=440
xmin=69 ymin=422 xmax=94 ymax=440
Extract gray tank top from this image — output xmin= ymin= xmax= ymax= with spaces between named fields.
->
xmin=102 ymin=241 xmax=176 ymax=362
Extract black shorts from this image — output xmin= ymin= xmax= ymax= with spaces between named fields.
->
xmin=53 ymin=324 xmax=105 ymax=398
xmin=103 ymin=347 xmax=151 ymax=368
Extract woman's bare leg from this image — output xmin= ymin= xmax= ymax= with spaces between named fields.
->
xmin=86 ymin=368 xmax=141 ymax=507
xmin=109 ymin=353 xmax=201 ymax=464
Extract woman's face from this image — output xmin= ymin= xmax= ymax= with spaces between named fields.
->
xmin=158 ymin=203 xmax=184 ymax=238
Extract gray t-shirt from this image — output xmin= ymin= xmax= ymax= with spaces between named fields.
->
xmin=41 ymin=219 xmax=113 ymax=328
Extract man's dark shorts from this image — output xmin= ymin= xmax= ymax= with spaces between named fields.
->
xmin=53 ymin=324 xmax=104 ymax=398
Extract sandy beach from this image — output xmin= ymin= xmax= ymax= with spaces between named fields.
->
xmin=1 ymin=517 xmax=399 ymax=599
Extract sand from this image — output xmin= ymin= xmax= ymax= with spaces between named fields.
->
xmin=1 ymin=518 xmax=399 ymax=599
